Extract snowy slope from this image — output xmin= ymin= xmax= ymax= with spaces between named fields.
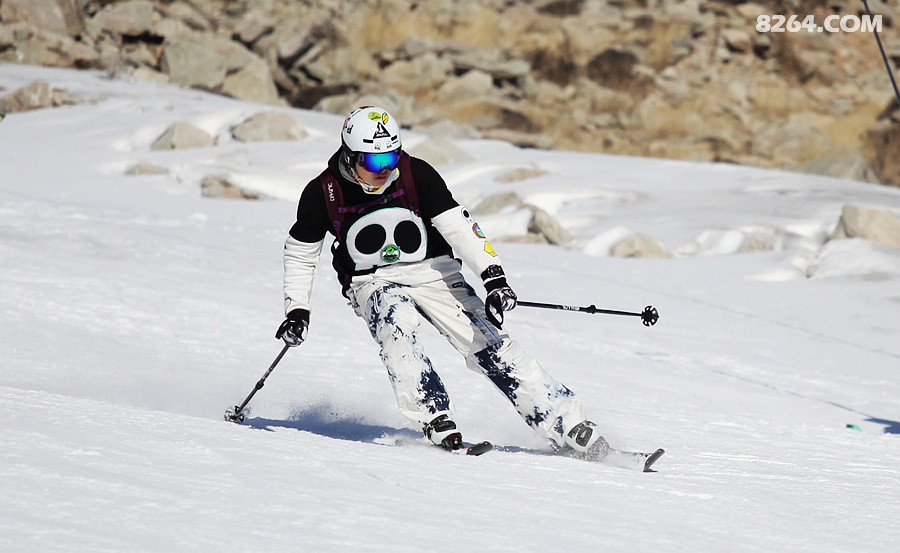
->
xmin=1 ymin=64 xmax=899 ymax=553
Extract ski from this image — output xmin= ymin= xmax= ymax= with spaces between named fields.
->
xmin=448 ymin=441 xmax=493 ymax=456
xmin=603 ymin=447 xmax=665 ymax=472
xmin=562 ymin=444 xmax=665 ymax=471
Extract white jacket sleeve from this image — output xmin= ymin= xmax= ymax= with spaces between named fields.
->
xmin=283 ymin=235 xmax=324 ymax=314
xmin=431 ymin=205 xmax=501 ymax=278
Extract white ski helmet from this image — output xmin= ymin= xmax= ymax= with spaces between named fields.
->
xmin=341 ymin=106 xmax=401 ymax=159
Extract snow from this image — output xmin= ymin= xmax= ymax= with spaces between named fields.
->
xmin=2 ymin=63 xmax=900 ymax=552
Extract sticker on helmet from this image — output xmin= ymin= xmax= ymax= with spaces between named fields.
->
xmin=373 ymin=122 xmax=390 ymax=139
xmin=368 ymin=111 xmax=383 ymax=121
xmin=472 ymin=223 xmax=485 ymax=239
xmin=484 ymin=241 xmax=497 ymax=257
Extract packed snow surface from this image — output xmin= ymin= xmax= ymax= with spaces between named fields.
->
xmin=2 ymin=65 xmax=899 ymax=552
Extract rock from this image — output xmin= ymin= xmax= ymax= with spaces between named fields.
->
xmin=528 ymin=205 xmax=571 ymax=246
xmin=449 ymin=51 xmax=531 ymax=85
xmin=830 ymin=204 xmax=900 ymax=248
xmin=151 ymin=121 xmax=214 ymax=150
xmin=231 ymin=112 xmax=307 ymax=142
xmin=129 ymin=65 xmax=170 ymax=83
xmin=436 ymin=70 xmax=495 ymax=104
xmin=220 ymin=58 xmax=282 ymax=105
xmin=160 ymin=32 xmax=280 ymax=104
xmin=722 ymin=28 xmax=752 ymax=53
xmin=0 ymin=0 xmax=85 ymax=37
xmin=0 ymin=81 xmax=74 ymax=112
xmin=92 ymin=0 xmax=161 ymax=37
xmin=451 ymin=100 xmax=540 ymax=134
xmin=381 ymin=53 xmax=453 ymax=97
xmin=472 ymin=192 xmax=525 ymax=215
xmin=734 ymin=3 xmax=767 ymax=20
xmin=586 ymin=49 xmax=642 ymax=91
xmin=0 ymin=23 xmax=100 ymax=67
xmin=610 ymin=233 xmax=672 ymax=258
xmin=412 ymin=118 xmax=480 ymax=140
xmin=862 ymin=116 xmax=900 ymax=188
xmin=125 ymin=162 xmax=168 ymax=175
xmin=233 ymin=10 xmax=275 ymax=44
xmin=802 ymin=155 xmax=880 ymax=184
xmin=1 ymin=0 xmax=899 ymax=197
xmin=201 ymin=175 xmax=261 ymax=200
xmin=158 ymin=1 xmax=213 ymax=32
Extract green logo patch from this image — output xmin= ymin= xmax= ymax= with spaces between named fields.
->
xmin=381 ymin=244 xmax=400 ymax=263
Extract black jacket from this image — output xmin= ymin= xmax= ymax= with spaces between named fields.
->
xmin=289 ymin=150 xmax=458 ymax=284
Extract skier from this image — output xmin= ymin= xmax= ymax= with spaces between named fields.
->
xmin=276 ymin=106 xmax=606 ymax=457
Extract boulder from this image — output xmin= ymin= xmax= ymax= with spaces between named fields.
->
xmin=160 ymin=32 xmax=280 ymax=104
xmin=0 ymin=0 xmax=85 ymax=37
xmin=528 ymin=205 xmax=571 ymax=247
xmin=220 ymin=59 xmax=282 ymax=105
xmin=150 ymin=121 xmax=214 ymax=150
xmin=830 ymin=204 xmax=900 ymax=248
xmin=610 ymin=233 xmax=672 ymax=258
xmin=0 ymin=81 xmax=74 ymax=112
xmin=802 ymin=154 xmax=880 ymax=184
xmin=448 ymin=51 xmax=530 ymax=86
xmin=0 ymin=23 xmax=100 ymax=67
xmin=2 ymin=0 xmax=898 ymax=197
xmin=201 ymin=175 xmax=261 ymax=200
xmin=436 ymin=70 xmax=495 ymax=105
xmin=233 ymin=10 xmax=275 ymax=45
xmin=231 ymin=112 xmax=307 ymax=142
xmin=92 ymin=0 xmax=161 ymax=37
xmin=862 ymin=116 xmax=900 ymax=188
xmin=125 ymin=162 xmax=168 ymax=176
xmin=381 ymin=53 xmax=454 ymax=97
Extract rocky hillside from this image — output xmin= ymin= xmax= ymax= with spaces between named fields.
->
xmin=2 ymin=0 xmax=899 ymax=186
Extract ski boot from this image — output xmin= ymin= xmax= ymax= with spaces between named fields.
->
xmin=425 ymin=414 xmax=464 ymax=451
xmin=564 ymin=420 xmax=611 ymax=461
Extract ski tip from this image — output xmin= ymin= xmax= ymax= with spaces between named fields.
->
xmin=449 ymin=441 xmax=493 ymax=456
xmin=643 ymin=448 xmax=665 ymax=472
xmin=465 ymin=441 xmax=493 ymax=456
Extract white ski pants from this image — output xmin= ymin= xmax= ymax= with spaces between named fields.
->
xmin=348 ymin=268 xmax=586 ymax=447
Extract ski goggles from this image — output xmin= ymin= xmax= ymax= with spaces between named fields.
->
xmin=357 ymin=150 xmax=400 ymax=173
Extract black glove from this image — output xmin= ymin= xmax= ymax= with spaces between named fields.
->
xmin=482 ymin=265 xmax=517 ymax=329
xmin=276 ymin=308 xmax=309 ymax=347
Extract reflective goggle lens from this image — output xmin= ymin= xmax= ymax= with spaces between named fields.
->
xmin=360 ymin=151 xmax=400 ymax=173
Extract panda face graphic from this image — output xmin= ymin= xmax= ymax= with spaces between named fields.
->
xmin=345 ymin=208 xmax=428 ymax=270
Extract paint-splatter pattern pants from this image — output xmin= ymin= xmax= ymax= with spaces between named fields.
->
xmin=349 ymin=269 xmax=585 ymax=447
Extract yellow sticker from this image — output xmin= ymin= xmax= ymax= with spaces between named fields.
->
xmin=484 ymin=241 xmax=497 ymax=257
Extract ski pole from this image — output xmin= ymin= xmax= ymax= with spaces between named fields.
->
xmin=861 ymin=0 xmax=900 ymax=108
xmin=225 ymin=343 xmax=291 ymax=423
xmin=518 ymin=301 xmax=659 ymax=327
